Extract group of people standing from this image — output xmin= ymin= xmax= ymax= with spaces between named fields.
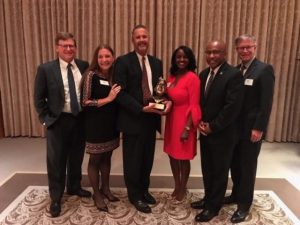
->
xmin=34 ymin=24 xmax=274 ymax=224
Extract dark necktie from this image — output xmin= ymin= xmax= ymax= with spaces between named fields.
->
xmin=241 ymin=65 xmax=247 ymax=76
xmin=204 ymin=70 xmax=215 ymax=98
xmin=141 ymin=56 xmax=152 ymax=105
xmin=67 ymin=63 xmax=79 ymax=116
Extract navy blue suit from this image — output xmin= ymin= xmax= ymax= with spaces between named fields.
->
xmin=34 ymin=59 xmax=88 ymax=202
xmin=230 ymin=58 xmax=275 ymax=210
xmin=199 ymin=62 xmax=244 ymax=212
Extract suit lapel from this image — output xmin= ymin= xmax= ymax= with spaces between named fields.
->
xmin=52 ymin=59 xmax=65 ymax=97
xmin=214 ymin=63 xmax=227 ymax=80
xmin=242 ymin=58 xmax=258 ymax=78
xmin=204 ymin=62 xmax=228 ymax=100
xmin=74 ymin=59 xmax=85 ymax=75
xmin=148 ymin=55 xmax=158 ymax=87
xmin=130 ymin=52 xmax=143 ymax=74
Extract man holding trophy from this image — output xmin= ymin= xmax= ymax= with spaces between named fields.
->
xmin=113 ymin=25 xmax=171 ymax=213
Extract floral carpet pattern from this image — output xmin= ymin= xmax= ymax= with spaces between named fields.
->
xmin=0 ymin=187 xmax=298 ymax=225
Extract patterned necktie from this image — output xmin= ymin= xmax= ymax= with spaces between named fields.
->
xmin=67 ymin=63 xmax=79 ymax=115
xmin=241 ymin=65 xmax=247 ymax=76
xmin=141 ymin=56 xmax=152 ymax=105
xmin=204 ymin=70 xmax=215 ymax=98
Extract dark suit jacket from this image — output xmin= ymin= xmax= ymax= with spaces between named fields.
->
xmin=34 ymin=58 xmax=89 ymax=127
xmin=113 ymin=51 xmax=163 ymax=134
xmin=238 ymin=58 xmax=275 ymax=139
xmin=199 ymin=62 xmax=244 ymax=144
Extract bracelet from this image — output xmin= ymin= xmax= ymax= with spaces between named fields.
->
xmin=185 ymin=126 xmax=191 ymax=131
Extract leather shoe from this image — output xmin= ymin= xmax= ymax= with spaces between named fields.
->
xmin=67 ymin=188 xmax=92 ymax=198
xmin=195 ymin=209 xmax=218 ymax=222
xmin=223 ymin=195 xmax=236 ymax=204
xmin=50 ymin=201 xmax=61 ymax=217
xmin=143 ymin=192 xmax=156 ymax=204
xmin=132 ymin=200 xmax=151 ymax=213
xmin=231 ymin=209 xmax=249 ymax=223
xmin=191 ymin=199 xmax=205 ymax=209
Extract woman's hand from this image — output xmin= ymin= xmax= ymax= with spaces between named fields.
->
xmin=162 ymin=100 xmax=172 ymax=115
xmin=96 ymin=84 xmax=121 ymax=107
xmin=180 ymin=128 xmax=189 ymax=142
xmin=106 ymin=84 xmax=121 ymax=102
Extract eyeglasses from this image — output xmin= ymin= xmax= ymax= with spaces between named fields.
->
xmin=236 ymin=45 xmax=256 ymax=51
xmin=205 ymin=50 xmax=224 ymax=55
xmin=57 ymin=44 xmax=76 ymax=49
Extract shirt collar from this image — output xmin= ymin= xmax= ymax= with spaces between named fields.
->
xmin=135 ymin=52 xmax=148 ymax=61
xmin=210 ymin=64 xmax=222 ymax=75
xmin=59 ymin=58 xmax=75 ymax=68
xmin=242 ymin=57 xmax=255 ymax=69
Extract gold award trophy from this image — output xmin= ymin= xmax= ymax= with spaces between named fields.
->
xmin=152 ymin=77 xmax=167 ymax=110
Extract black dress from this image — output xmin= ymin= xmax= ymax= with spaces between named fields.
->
xmin=82 ymin=71 xmax=119 ymax=154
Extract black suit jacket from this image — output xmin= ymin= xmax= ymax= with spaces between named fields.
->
xmin=113 ymin=51 xmax=163 ymax=134
xmin=34 ymin=58 xmax=89 ymax=127
xmin=199 ymin=62 xmax=244 ymax=144
xmin=238 ymin=58 xmax=275 ymax=139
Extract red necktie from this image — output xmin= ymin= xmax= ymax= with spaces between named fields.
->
xmin=141 ymin=57 xmax=152 ymax=105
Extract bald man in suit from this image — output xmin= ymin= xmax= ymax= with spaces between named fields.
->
xmin=34 ymin=32 xmax=91 ymax=217
xmin=223 ymin=34 xmax=275 ymax=223
xmin=191 ymin=40 xmax=244 ymax=222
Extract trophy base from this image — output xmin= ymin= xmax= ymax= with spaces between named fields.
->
xmin=154 ymin=103 xmax=165 ymax=110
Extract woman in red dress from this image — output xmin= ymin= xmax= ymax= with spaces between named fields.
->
xmin=164 ymin=46 xmax=201 ymax=201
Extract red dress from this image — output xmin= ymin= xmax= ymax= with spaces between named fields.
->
xmin=164 ymin=71 xmax=201 ymax=160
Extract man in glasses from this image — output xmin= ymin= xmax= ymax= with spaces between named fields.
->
xmin=34 ymin=32 xmax=91 ymax=217
xmin=223 ymin=34 xmax=275 ymax=223
xmin=191 ymin=40 xmax=244 ymax=222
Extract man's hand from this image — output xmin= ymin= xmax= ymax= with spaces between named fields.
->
xmin=251 ymin=129 xmax=263 ymax=142
xmin=198 ymin=121 xmax=212 ymax=136
xmin=143 ymin=103 xmax=164 ymax=115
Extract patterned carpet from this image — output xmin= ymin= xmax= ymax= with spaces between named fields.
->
xmin=0 ymin=187 xmax=299 ymax=225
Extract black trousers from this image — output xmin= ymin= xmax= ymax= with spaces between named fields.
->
xmin=200 ymin=136 xmax=235 ymax=212
xmin=230 ymin=139 xmax=262 ymax=209
xmin=122 ymin=120 xmax=156 ymax=203
xmin=46 ymin=113 xmax=85 ymax=202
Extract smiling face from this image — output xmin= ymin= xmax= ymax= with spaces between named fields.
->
xmin=205 ymin=41 xmax=226 ymax=69
xmin=132 ymin=27 xmax=149 ymax=56
xmin=97 ymin=48 xmax=114 ymax=74
xmin=175 ymin=49 xmax=189 ymax=71
xmin=236 ymin=38 xmax=256 ymax=63
xmin=55 ymin=38 xmax=76 ymax=63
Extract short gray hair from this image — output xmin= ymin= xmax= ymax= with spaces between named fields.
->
xmin=235 ymin=34 xmax=256 ymax=46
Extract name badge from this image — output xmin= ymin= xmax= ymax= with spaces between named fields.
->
xmin=100 ymin=80 xmax=109 ymax=86
xmin=244 ymin=79 xmax=254 ymax=86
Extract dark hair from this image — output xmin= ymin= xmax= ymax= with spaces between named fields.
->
xmin=169 ymin=45 xmax=197 ymax=75
xmin=55 ymin=32 xmax=76 ymax=46
xmin=132 ymin=24 xmax=148 ymax=35
xmin=81 ymin=45 xmax=115 ymax=89
xmin=87 ymin=44 xmax=114 ymax=73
